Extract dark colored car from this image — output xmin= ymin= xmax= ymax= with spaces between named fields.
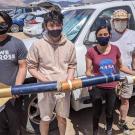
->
xmin=8 ymin=6 xmax=41 ymax=17
xmin=10 ymin=13 xmax=28 ymax=32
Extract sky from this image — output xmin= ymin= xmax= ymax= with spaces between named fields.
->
xmin=49 ymin=0 xmax=80 ymax=1
xmin=23 ymin=0 xmax=81 ymax=3
xmin=0 ymin=0 xmax=25 ymax=6
xmin=0 ymin=0 xmax=81 ymax=6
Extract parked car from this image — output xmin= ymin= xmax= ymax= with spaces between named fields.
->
xmin=8 ymin=6 xmax=41 ymax=17
xmin=62 ymin=1 xmax=135 ymax=111
xmin=10 ymin=13 xmax=28 ymax=32
xmin=23 ymin=10 xmax=47 ymax=36
xmin=20 ymin=1 xmax=135 ymax=134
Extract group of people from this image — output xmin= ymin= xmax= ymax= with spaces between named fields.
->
xmin=0 ymin=6 xmax=135 ymax=135
xmin=86 ymin=9 xmax=135 ymax=135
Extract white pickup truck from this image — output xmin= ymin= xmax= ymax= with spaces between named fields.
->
xmin=22 ymin=1 xmax=135 ymax=133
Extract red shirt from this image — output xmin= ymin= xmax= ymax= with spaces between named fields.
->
xmin=86 ymin=45 xmax=121 ymax=89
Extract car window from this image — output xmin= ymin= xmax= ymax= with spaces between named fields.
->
xmin=32 ymin=7 xmax=41 ymax=11
xmin=9 ymin=10 xmax=15 ymax=15
xmin=25 ymin=14 xmax=35 ymax=21
xmin=85 ymin=6 xmax=135 ymax=44
xmin=91 ymin=6 xmax=135 ymax=32
xmin=25 ymin=8 xmax=32 ymax=12
xmin=16 ymin=8 xmax=23 ymax=14
xmin=63 ymin=9 xmax=94 ymax=42
xmin=38 ymin=14 xmax=45 ymax=18
xmin=16 ymin=14 xmax=27 ymax=19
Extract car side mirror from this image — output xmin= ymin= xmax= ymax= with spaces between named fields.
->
xmin=84 ymin=31 xmax=97 ymax=45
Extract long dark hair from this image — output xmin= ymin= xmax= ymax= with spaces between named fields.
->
xmin=95 ymin=18 xmax=111 ymax=36
xmin=0 ymin=11 xmax=12 ymax=28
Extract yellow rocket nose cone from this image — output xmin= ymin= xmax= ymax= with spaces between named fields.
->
xmin=0 ymin=83 xmax=9 ymax=88
xmin=0 ymin=83 xmax=12 ymax=98
xmin=0 ymin=97 xmax=12 ymax=107
xmin=0 ymin=83 xmax=12 ymax=107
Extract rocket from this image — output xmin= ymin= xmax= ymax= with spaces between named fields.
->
xmin=0 ymin=74 xmax=135 ymax=107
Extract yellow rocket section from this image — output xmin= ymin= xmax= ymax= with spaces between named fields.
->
xmin=0 ymin=83 xmax=12 ymax=107
xmin=132 ymin=76 xmax=135 ymax=84
xmin=60 ymin=79 xmax=82 ymax=91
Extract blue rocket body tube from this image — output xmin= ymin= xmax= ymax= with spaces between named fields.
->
xmin=81 ymin=74 xmax=121 ymax=87
xmin=12 ymin=81 xmax=57 ymax=95
xmin=9 ymin=74 xmax=122 ymax=95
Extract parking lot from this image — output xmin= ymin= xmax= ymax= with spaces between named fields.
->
xmin=9 ymin=32 xmax=135 ymax=135
xmin=8 ymin=32 xmax=135 ymax=135
xmin=2 ymin=0 xmax=135 ymax=135
xmin=27 ymin=98 xmax=135 ymax=135
xmin=38 ymin=98 xmax=135 ymax=135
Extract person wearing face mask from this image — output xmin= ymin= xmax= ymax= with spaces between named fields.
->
xmin=86 ymin=23 xmax=135 ymax=135
xmin=0 ymin=11 xmax=27 ymax=135
xmin=27 ymin=9 xmax=77 ymax=135
xmin=110 ymin=9 xmax=135 ymax=134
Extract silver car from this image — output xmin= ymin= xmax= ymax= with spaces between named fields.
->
xmin=23 ymin=10 xmax=47 ymax=36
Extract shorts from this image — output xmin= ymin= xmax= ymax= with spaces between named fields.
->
xmin=38 ymin=92 xmax=70 ymax=122
xmin=120 ymin=84 xmax=133 ymax=99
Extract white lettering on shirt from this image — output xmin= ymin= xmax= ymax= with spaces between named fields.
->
xmin=0 ymin=50 xmax=15 ymax=60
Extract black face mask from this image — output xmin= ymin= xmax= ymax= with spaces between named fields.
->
xmin=0 ymin=23 xmax=9 ymax=35
xmin=96 ymin=36 xmax=110 ymax=46
xmin=48 ymin=29 xmax=62 ymax=38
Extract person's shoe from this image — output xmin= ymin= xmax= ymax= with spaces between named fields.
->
xmin=105 ymin=129 xmax=112 ymax=135
xmin=118 ymin=122 xmax=130 ymax=135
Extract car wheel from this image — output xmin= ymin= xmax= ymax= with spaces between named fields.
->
xmin=23 ymin=94 xmax=58 ymax=134
xmin=10 ymin=24 xmax=20 ymax=33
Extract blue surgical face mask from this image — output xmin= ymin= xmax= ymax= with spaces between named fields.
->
xmin=96 ymin=36 xmax=110 ymax=46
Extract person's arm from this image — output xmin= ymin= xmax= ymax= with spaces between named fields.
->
xmin=132 ymin=51 xmax=135 ymax=70
xmin=85 ymin=55 xmax=93 ymax=91
xmin=15 ymin=40 xmax=28 ymax=85
xmin=85 ymin=56 xmax=93 ymax=76
xmin=67 ymin=68 xmax=75 ymax=80
xmin=15 ymin=59 xmax=27 ymax=85
xmin=66 ymin=45 xmax=77 ymax=80
xmin=27 ymin=43 xmax=48 ymax=82
xmin=117 ymin=58 xmax=135 ymax=75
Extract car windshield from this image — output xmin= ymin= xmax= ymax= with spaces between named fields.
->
xmin=16 ymin=8 xmax=23 ymax=14
xmin=9 ymin=10 xmax=15 ymax=15
xmin=63 ymin=9 xmax=94 ymax=42
xmin=14 ymin=14 xmax=26 ymax=19
xmin=25 ymin=14 xmax=35 ymax=21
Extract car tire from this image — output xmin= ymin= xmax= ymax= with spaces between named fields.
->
xmin=10 ymin=24 xmax=20 ymax=33
xmin=22 ymin=94 xmax=58 ymax=134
